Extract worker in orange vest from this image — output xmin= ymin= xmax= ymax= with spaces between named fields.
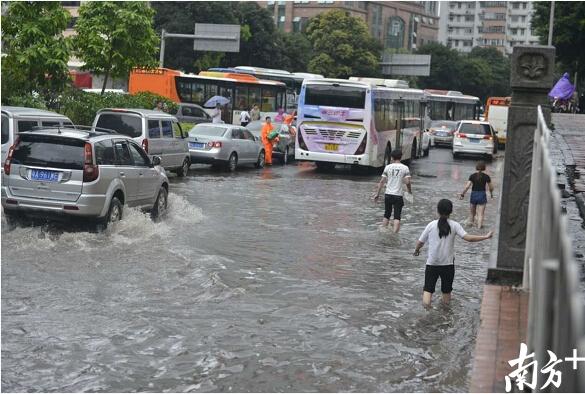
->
xmin=261 ymin=116 xmax=275 ymax=165
xmin=283 ymin=110 xmax=296 ymax=126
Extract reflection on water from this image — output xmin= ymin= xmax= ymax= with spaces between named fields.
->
xmin=1 ymin=150 xmax=502 ymax=392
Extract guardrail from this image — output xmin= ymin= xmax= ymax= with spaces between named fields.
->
xmin=524 ymin=105 xmax=585 ymax=391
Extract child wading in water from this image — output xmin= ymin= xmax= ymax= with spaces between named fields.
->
xmin=414 ymin=199 xmax=493 ymax=307
xmin=459 ymin=161 xmax=494 ymax=229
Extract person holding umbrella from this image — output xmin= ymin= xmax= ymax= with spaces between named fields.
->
xmin=204 ymin=96 xmax=230 ymax=123
xmin=211 ymin=103 xmax=222 ymax=124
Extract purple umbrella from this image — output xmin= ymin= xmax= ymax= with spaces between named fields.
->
xmin=548 ymin=72 xmax=575 ymax=100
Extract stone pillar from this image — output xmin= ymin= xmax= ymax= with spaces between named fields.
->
xmin=488 ymin=46 xmax=556 ymax=285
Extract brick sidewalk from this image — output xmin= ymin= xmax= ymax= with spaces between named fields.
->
xmin=552 ymin=113 xmax=585 ymax=192
xmin=469 ymin=285 xmax=528 ymax=393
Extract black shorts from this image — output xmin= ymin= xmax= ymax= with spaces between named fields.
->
xmin=424 ymin=264 xmax=455 ymax=294
xmin=384 ymin=194 xmax=404 ymax=220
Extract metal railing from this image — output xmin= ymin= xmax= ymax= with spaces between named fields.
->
xmin=524 ymin=105 xmax=585 ymax=391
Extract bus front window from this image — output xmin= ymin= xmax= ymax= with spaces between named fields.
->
xmin=304 ymin=85 xmax=366 ymax=109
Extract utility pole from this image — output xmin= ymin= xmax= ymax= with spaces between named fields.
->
xmin=548 ymin=0 xmax=555 ymax=46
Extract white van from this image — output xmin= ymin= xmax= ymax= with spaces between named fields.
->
xmin=1 ymin=106 xmax=73 ymax=167
xmin=93 ymin=109 xmax=191 ymax=177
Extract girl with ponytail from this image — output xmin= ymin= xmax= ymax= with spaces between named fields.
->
xmin=414 ymin=199 xmax=493 ymax=307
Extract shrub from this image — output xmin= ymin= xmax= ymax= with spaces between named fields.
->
xmin=2 ymin=93 xmax=48 ymax=110
xmin=57 ymin=89 xmax=178 ymax=125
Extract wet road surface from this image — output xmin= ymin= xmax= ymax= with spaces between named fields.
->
xmin=1 ymin=148 xmax=504 ymax=392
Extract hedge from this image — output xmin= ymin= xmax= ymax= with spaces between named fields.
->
xmin=2 ymin=88 xmax=179 ymax=126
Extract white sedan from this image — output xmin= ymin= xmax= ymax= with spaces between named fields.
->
xmin=452 ymin=120 xmax=496 ymax=160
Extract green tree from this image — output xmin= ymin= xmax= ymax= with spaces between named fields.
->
xmin=152 ymin=2 xmax=238 ymax=72
xmin=273 ymin=32 xmax=313 ymax=71
xmin=1 ymin=1 xmax=71 ymax=107
xmin=306 ymin=10 xmax=381 ymax=78
xmin=73 ymin=2 xmax=159 ymax=94
xmin=532 ymin=2 xmax=585 ymax=88
xmin=468 ymin=46 xmax=510 ymax=98
xmin=416 ymin=42 xmax=464 ymax=91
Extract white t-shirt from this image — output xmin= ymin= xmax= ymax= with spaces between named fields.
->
xmin=211 ymin=109 xmax=222 ymax=123
xmin=240 ymin=111 xmax=251 ymax=123
xmin=382 ymin=162 xmax=411 ymax=196
xmin=418 ymin=219 xmax=467 ymax=266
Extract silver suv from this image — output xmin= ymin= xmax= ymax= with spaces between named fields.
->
xmin=1 ymin=126 xmax=169 ymax=226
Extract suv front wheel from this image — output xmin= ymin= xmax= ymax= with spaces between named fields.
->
xmin=176 ymin=158 xmax=190 ymax=177
xmin=151 ymin=186 xmax=168 ymax=219
xmin=105 ymin=196 xmax=123 ymax=225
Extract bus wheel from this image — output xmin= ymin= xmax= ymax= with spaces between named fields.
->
xmin=383 ymin=145 xmax=392 ymax=167
xmin=411 ymin=139 xmax=418 ymax=160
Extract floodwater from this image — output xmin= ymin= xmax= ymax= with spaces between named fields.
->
xmin=1 ymin=148 xmax=504 ymax=392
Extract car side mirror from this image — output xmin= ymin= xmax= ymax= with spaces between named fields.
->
xmin=152 ymin=156 xmax=161 ymax=166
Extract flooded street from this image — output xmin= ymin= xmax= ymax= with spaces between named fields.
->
xmin=2 ymin=148 xmax=503 ymax=392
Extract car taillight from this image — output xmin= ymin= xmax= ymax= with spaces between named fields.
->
xmin=483 ymin=135 xmax=492 ymax=140
xmin=83 ymin=142 xmax=99 ymax=182
xmin=3 ymin=139 xmax=18 ymax=175
xmin=142 ymin=138 xmax=149 ymax=153
xmin=354 ymin=132 xmax=367 ymax=155
xmin=207 ymin=141 xmax=222 ymax=148
xmin=298 ymin=128 xmax=308 ymax=150
xmin=457 ymin=133 xmax=467 ymax=138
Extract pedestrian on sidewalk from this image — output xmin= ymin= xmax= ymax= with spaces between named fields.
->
xmin=250 ymin=104 xmax=261 ymax=121
xmin=414 ymin=199 xmax=493 ymax=307
xmin=211 ymin=103 xmax=223 ymax=124
xmin=240 ymin=109 xmax=251 ymax=127
xmin=459 ymin=161 xmax=494 ymax=229
xmin=373 ymin=149 xmax=412 ymax=233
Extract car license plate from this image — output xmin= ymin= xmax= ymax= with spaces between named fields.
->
xmin=469 ymin=138 xmax=480 ymax=143
xmin=437 ymin=132 xmax=448 ymax=137
xmin=189 ymin=142 xmax=205 ymax=149
xmin=324 ymin=143 xmax=339 ymax=152
xmin=30 ymin=169 xmax=59 ymax=182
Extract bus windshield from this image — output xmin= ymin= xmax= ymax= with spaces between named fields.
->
xmin=305 ymin=85 xmax=366 ymax=109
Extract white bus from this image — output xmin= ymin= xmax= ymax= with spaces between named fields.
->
xmin=295 ymin=78 xmax=425 ymax=170
xmin=424 ymin=89 xmax=481 ymax=125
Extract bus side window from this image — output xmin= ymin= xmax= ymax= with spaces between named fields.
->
xmin=261 ymin=87 xmax=276 ymax=112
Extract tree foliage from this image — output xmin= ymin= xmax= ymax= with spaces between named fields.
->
xmin=416 ymin=43 xmax=510 ymax=102
xmin=153 ymin=2 xmax=309 ymax=73
xmin=73 ymin=2 xmax=159 ymax=94
xmin=1 ymin=1 xmax=71 ymax=107
xmin=532 ymin=2 xmax=585 ymax=88
xmin=305 ymin=10 xmax=381 ymax=78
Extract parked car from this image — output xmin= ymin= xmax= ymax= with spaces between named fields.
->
xmin=452 ymin=120 xmax=496 ymax=160
xmin=429 ymin=120 xmax=458 ymax=147
xmin=187 ymin=123 xmax=265 ymax=171
xmin=246 ymin=120 xmax=296 ymax=164
xmin=175 ymin=103 xmax=212 ymax=124
xmin=1 ymin=126 xmax=169 ymax=226
xmin=2 ymin=106 xmax=73 ymax=167
xmin=93 ymin=109 xmax=190 ymax=177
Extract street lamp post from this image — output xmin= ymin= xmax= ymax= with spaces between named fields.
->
xmin=548 ymin=0 xmax=555 ymax=46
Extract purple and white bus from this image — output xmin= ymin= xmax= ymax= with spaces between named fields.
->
xmin=295 ymin=78 xmax=425 ymax=170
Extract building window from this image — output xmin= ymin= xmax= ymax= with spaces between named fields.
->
xmin=512 ymin=2 xmax=520 ymax=9
xmin=386 ymin=16 xmax=405 ymax=49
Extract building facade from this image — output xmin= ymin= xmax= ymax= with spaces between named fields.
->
xmin=260 ymin=1 xmax=439 ymax=51
xmin=437 ymin=1 xmax=540 ymax=54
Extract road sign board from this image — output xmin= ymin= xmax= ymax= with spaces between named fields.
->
xmin=194 ymin=23 xmax=240 ymax=52
xmin=381 ymin=54 xmax=431 ymax=76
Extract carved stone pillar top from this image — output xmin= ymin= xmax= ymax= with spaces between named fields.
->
xmin=510 ymin=46 xmax=556 ymax=90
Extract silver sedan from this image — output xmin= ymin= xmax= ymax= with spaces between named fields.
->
xmin=188 ymin=123 xmax=265 ymax=171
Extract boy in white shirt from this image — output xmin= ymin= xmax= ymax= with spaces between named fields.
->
xmin=414 ymin=199 xmax=493 ymax=307
xmin=373 ymin=149 xmax=411 ymax=233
